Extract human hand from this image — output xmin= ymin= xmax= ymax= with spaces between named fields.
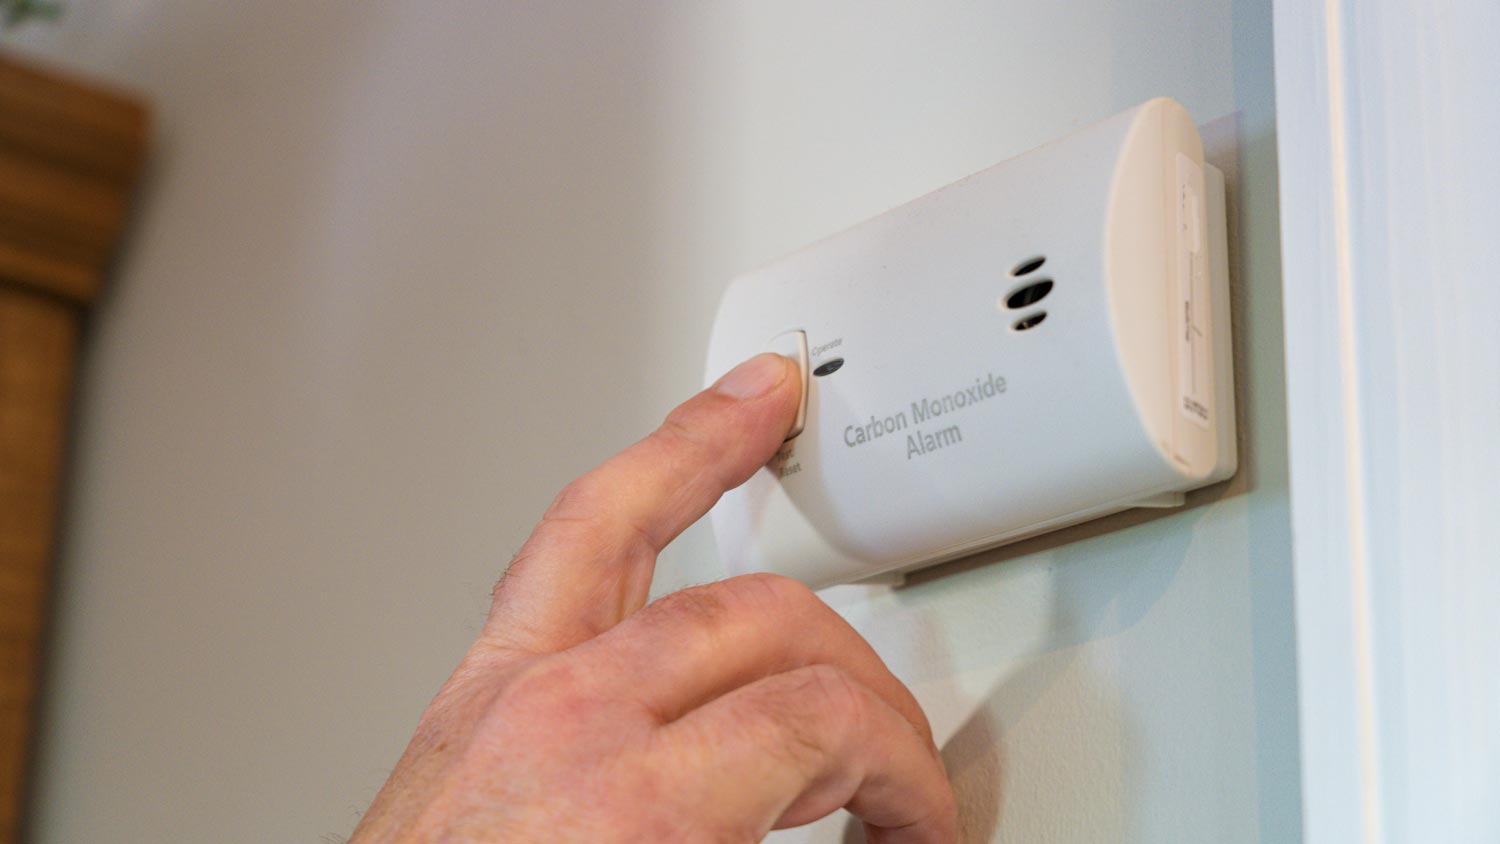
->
xmin=349 ymin=353 xmax=957 ymax=843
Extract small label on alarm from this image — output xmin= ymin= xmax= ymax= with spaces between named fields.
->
xmin=1175 ymin=153 xmax=1211 ymax=430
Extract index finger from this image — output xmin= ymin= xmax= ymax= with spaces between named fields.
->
xmin=485 ymin=352 xmax=801 ymax=654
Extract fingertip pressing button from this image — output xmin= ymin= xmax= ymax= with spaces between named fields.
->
xmin=764 ymin=330 xmax=809 ymax=440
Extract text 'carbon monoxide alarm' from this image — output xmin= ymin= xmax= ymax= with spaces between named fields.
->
xmin=705 ymin=98 xmax=1235 ymax=589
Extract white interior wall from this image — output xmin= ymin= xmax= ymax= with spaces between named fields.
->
xmin=13 ymin=2 xmax=1296 ymax=841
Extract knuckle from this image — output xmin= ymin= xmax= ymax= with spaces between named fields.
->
xmin=508 ymin=507 xmax=620 ymax=578
xmin=796 ymin=664 xmax=867 ymax=725
xmin=542 ymin=477 xmax=599 ymax=522
xmin=528 ymin=511 xmax=600 ymax=554
xmin=490 ymin=541 xmax=538 ymax=604
xmin=638 ymin=582 xmax=731 ymax=635
xmin=488 ymin=524 xmax=591 ymax=616
xmin=751 ymin=666 xmax=864 ymax=769
xmin=638 ymin=574 xmax=817 ymax=644
xmin=499 ymin=658 xmax=591 ymax=711
xmin=657 ymin=405 xmax=711 ymax=450
xmin=721 ymin=572 xmax=818 ymax=617
xmin=537 ymin=476 xmax=658 ymax=558
xmin=653 ymin=406 xmax=731 ymax=468
xmin=630 ymin=575 xmax=833 ymax=667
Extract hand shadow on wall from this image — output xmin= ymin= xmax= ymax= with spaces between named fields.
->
xmin=840 ymin=642 xmax=1144 ymax=843
xmin=841 ymin=521 xmax=1187 ymax=842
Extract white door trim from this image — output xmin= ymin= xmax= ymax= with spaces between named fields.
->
xmin=1273 ymin=1 xmax=1500 ymax=842
xmin=1273 ymin=2 xmax=1382 ymax=840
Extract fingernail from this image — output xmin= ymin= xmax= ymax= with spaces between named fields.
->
xmin=714 ymin=353 xmax=789 ymax=400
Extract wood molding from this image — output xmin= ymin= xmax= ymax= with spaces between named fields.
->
xmin=0 ymin=292 xmax=77 ymax=841
xmin=0 ymin=52 xmax=149 ymax=844
xmin=0 ymin=53 xmax=148 ymax=302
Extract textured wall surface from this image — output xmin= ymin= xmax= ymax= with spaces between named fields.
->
xmin=14 ymin=2 xmax=1297 ymax=841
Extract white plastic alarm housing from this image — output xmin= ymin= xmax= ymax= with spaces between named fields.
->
xmin=705 ymin=98 xmax=1235 ymax=589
